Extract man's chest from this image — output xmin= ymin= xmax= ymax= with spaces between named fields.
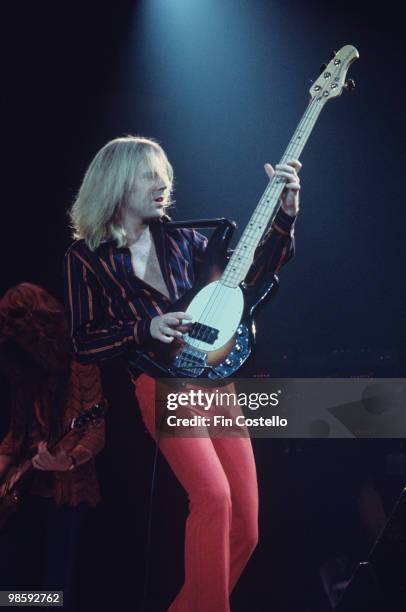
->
xmin=129 ymin=238 xmax=170 ymax=299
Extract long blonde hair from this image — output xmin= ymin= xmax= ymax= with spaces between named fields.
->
xmin=69 ymin=135 xmax=174 ymax=250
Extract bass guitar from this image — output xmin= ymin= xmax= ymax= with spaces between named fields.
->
xmin=129 ymin=45 xmax=359 ymax=380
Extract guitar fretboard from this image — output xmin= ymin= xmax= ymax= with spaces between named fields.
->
xmin=221 ymin=96 xmax=324 ymax=287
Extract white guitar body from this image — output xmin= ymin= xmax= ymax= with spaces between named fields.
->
xmin=183 ymin=282 xmax=245 ymax=352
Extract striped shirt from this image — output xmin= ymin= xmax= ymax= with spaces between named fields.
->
xmin=63 ymin=209 xmax=296 ymax=364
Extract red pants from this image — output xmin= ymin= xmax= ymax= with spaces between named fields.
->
xmin=134 ymin=374 xmax=259 ymax=612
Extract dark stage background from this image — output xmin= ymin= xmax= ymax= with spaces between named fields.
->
xmin=1 ymin=1 xmax=405 ymax=611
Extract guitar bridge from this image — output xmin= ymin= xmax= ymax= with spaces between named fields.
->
xmin=174 ymin=347 xmax=208 ymax=377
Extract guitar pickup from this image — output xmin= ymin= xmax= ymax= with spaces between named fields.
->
xmin=188 ymin=323 xmax=219 ymax=345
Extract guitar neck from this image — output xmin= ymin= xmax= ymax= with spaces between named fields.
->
xmin=221 ymin=96 xmax=324 ymax=287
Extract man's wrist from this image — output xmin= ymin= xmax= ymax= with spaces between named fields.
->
xmin=273 ymin=207 xmax=297 ymax=235
xmin=281 ymin=207 xmax=298 ymax=218
xmin=135 ymin=319 xmax=153 ymax=344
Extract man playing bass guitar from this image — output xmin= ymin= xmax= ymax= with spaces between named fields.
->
xmin=64 ymin=135 xmax=301 ymax=612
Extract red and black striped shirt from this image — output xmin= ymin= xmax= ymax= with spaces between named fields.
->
xmin=63 ymin=209 xmax=296 ymax=364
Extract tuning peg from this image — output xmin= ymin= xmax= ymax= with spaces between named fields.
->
xmin=330 ymin=50 xmax=337 ymax=60
xmin=344 ymin=78 xmax=356 ymax=92
xmin=319 ymin=63 xmax=327 ymax=75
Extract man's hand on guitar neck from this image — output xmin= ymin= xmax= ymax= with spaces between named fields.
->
xmin=264 ymin=158 xmax=302 ymax=217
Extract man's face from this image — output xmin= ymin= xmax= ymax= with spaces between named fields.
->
xmin=126 ymin=154 xmax=171 ymax=222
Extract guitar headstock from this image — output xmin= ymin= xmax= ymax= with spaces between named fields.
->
xmin=309 ymin=45 xmax=359 ymax=104
xmin=72 ymin=399 xmax=108 ymax=430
